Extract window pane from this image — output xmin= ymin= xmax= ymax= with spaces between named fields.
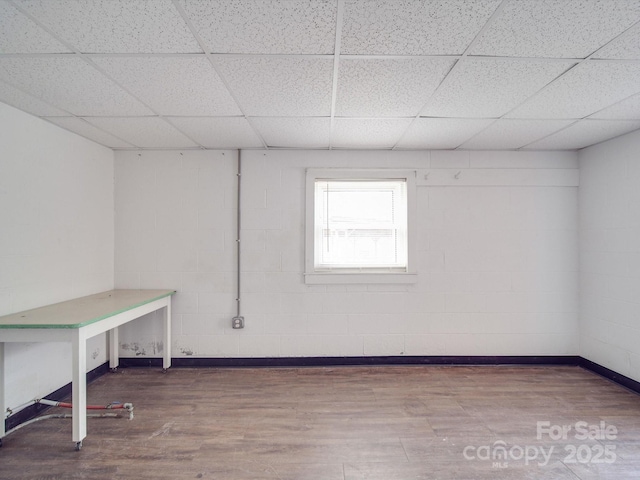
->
xmin=327 ymin=190 xmax=394 ymax=223
xmin=315 ymin=180 xmax=407 ymax=269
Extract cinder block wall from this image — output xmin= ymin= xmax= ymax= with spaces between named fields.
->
xmin=115 ymin=149 xmax=579 ymax=359
xmin=579 ymin=129 xmax=640 ymax=383
xmin=0 ymin=103 xmax=114 ymax=408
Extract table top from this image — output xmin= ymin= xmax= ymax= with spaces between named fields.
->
xmin=0 ymin=289 xmax=175 ymax=329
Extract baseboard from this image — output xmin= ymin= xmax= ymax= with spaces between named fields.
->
xmin=7 ymin=355 xmax=638 ymax=435
xmin=120 ymin=355 xmax=639 ymax=395
xmin=4 ymin=362 xmax=109 ymax=432
xmin=119 ymin=355 xmax=581 ymax=368
xmin=579 ymin=357 xmax=640 ymax=395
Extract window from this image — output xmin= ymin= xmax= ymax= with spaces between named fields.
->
xmin=314 ymin=180 xmax=408 ymax=270
xmin=305 ymin=169 xmax=417 ymax=284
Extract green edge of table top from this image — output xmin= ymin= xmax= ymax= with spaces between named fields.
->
xmin=0 ymin=290 xmax=176 ymax=330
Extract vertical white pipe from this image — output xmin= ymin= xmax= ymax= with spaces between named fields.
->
xmin=236 ymin=149 xmax=242 ymax=319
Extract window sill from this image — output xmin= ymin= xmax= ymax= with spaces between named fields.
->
xmin=304 ymin=273 xmax=418 ymax=285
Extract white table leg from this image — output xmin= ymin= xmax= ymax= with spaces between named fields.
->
xmin=0 ymin=342 xmax=5 ymax=444
xmin=72 ymin=330 xmax=87 ymax=450
xmin=109 ymin=327 xmax=119 ymax=370
xmin=163 ymin=301 xmax=171 ymax=371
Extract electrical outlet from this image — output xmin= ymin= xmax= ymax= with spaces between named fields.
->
xmin=232 ymin=316 xmax=244 ymax=329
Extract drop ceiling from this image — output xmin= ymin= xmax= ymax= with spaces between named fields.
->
xmin=1 ymin=0 xmax=640 ymax=151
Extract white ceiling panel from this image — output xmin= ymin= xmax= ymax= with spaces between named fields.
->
xmin=336 ymin=58 xmax=454 ymax=117
xmin=178 ymin=0 xmax=336 ymax=54
xmin=0 ymin=0 xmax=71 ymax=53
xmin=524 ymin=119 xmax=640 ymax=150
xmin=341 ymin=0 xmax=501 ymax=55
xmin=590 ymin=93 xmax=640 ymax=120
xmin=0 ymin=57 xmax=153 ymax=116
xmin=85 ymin=117 xmax=199 ymax=148
xmin=2 ymin=0 xmax=640 ymax=151
xmin=167 ymin=117 xmax=263 ymax=148
xmin=45 ymin=117 xmax=135 ymax=148
xmin=422 ymin=59 xmax=575 ymax=118
xmin=507 ymin=61 xmax=640 ymax=119
xmin=251 ymin=117 xmax=332 ymax=148
xmin=332 ymin=118 xmax=412 ymax=149
xmin=90 ymin=56 xmax=241 ymax=116
xmin=0 ymin=80 xmax=69 ymax=116
xmin=396 ymin=118 xmax=494 ymax=149
xmin=14 ymin=0 xmax=201 ymax=53
xmin=593 ymin=23 xmax=640 ymax=59
xmin=215 ymin=57 xmax=333 ymax=116
xmin=461 ymin=119 xmax=576 ymax=150
xmin=471 ymin=0 xmax=640 ymax=58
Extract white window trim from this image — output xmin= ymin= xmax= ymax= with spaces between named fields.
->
xmin=305 ymin=168 xmax=417 ymax=285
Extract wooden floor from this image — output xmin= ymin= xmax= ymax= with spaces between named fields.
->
xmin=1 ymin=366 xmax=640 ymax=479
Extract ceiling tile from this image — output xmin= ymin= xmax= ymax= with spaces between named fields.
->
xmin=507 ymin=61 xmax=640 ymax=119
xmin=2 ymin=0 xmax=638 ymax=151
xmin=524 ymin=119 xmax=640 ymax=150
xmin=593 ymin=23 xmax=640 ymax=59
xmin=45 ymin=117 xmax=135 ymax=148
xmin=215 ymin=57 xmax=333 ymax=116
xmin=590 ymin=93 xmax=640 ymax=120
xmin=396 ymin=118 xmax=494 ymax=149
xmin=336 ymin=58 xmax=454 ymax=117
xmin=0 ymin=81 xmax=69 ymax=116
xmin=178 ymin=0 xmax=336 ymax=54
xmin=85 ymin=117 xmax=199 ymax=148
xmin=460 ymin=119 xmax=575 ymax=150
xmin=90 ymin=56 xmax=241 ymax=116
xmin=0 ymin=0 xmax=71 ymax=53
xmin=422 ymin=59 xmax=574 ymax=118
xmin=332 ymin=118 xmax=412 ymax=149
xmin=251 ymin=117 xmax=331 ymax=148
xmin=0 ymin=56 xmax=153 ymax=116
xmin=167 ymin=117 xmax=263 ymax=148
xmin=14 ymin=0 xmax=201 ymax=53
xmin=341 ymin=0 xmax=501 ymax=55
xmin=471 ymin=0 xmax=640 ymax=58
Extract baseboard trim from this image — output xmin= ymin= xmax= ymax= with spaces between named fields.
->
xmin=4 ymin=362 xmax=109 ymax=432
xmin=579 ymin=357 xmax=640 ymax=395
xmin=120 ymin=355 xmax=639 ymax=395
xmin=7 ymin=355 xmax=639 ymax=435
xmin=120 ymin=355 xmax=581 ymax=368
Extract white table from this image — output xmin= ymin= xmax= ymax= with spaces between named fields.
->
xmin=0 ymin=289 xmax=175 ymax=450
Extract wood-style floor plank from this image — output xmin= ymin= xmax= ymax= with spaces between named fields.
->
xmin=1 ymin=366 xmax=639 ymax=479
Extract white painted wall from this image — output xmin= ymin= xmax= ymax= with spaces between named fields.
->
xmin=0 ymin=102 xmax=114 ymax=409
xmin=114 ymin=150 xmax=237 ymax=357
xmin=115 ymin=149 xmax=579 ymax=359
xmin=579 ymin=129 xmax=640 ymax=383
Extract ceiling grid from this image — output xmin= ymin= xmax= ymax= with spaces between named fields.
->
xmin=0 ymin=0 xmax=639 ymax=151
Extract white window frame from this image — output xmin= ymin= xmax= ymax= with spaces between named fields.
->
xmin=305 ymin=169 xmax=417 ymax=285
